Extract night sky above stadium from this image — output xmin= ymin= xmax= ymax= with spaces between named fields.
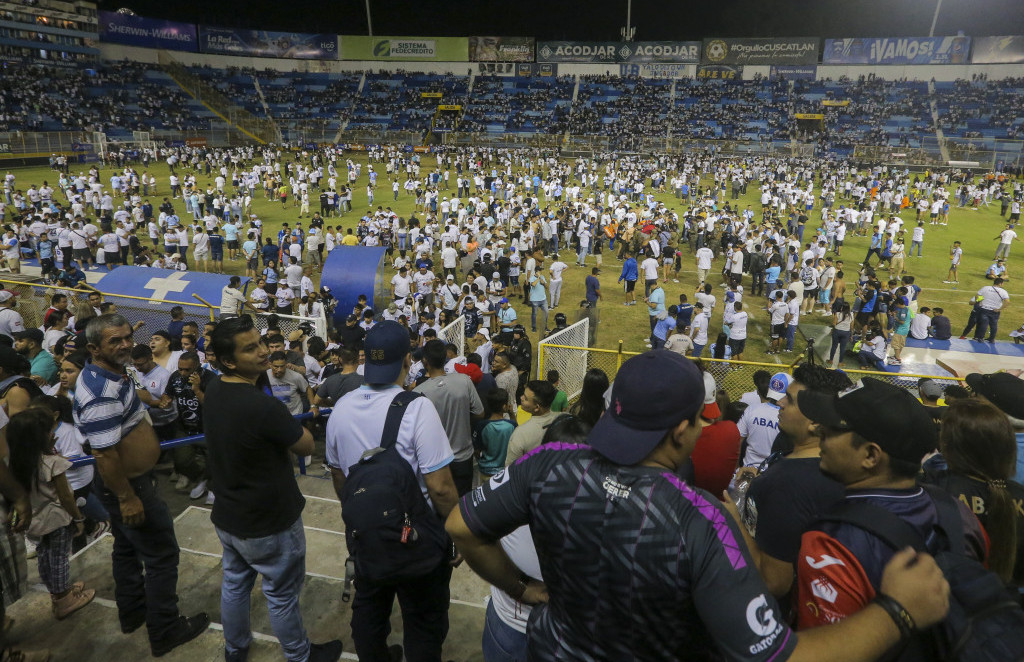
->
xmin=100 ymin=0 xmax=1024 ymax=40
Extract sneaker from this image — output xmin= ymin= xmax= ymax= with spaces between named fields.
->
xmin=942 ymin=280 xmax=952 ymax=284
xmin=24 ymin=538 xmax=36 ymax=559
xmin=205 ymin=491 xmax=216 ymax=505
xmin=189 ymin=480 xmax=208 ymax=500
xmin=52 ymin=586 xmax=95 ymax=620
xmin=151 ymin=613 xmax=211 ymax=658
xmin=174 ymin=475 xmax=190 ymax=492
xmin=1 ymin=647 xmax=50 ymax=662
xmin=308 ymin=640 xmax=344 ymax=662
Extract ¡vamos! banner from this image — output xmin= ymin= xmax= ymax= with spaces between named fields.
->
xmin=99 ymin=11 xmax=198 ymax=52
xmin=824 ymin=37 xmax=971 ymax=64
xmin=199 ymin=27 xmax=338 ymax=59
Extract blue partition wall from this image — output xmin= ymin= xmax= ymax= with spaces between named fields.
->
xmin=320 ymin=246 xmax=387 ymax=327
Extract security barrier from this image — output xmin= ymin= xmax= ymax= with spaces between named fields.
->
xmin=537 ymin=319 xmax=590 ymax=399
xmin=439 ymin=314 xmax=466 ymax=360
xmin=538 ymin=339 xmax=966 ymax=403
xmin=0 ymin=277 xmax=215 ymax=343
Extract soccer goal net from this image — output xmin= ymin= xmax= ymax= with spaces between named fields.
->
xmin=439 ymin=314 xmax=466 ymax=360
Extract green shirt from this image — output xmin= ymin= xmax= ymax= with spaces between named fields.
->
xmin=551 ymin=389 xmax=569 ymax=412
xmin=478 ymin=419 xmax=516 ymax=476
xmin=30 ymin=349 xmax=58 ymax=385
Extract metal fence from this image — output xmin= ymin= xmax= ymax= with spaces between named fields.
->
xmin=251 ymin=311 xmax=329 ymax=343
xmin=536 ymin=319 xmax=589 ymax=399
xmin=439 ymin=314 xmax=466 ymax=360
xmin=537 ymin=340 xmax=966 ymax=404
xmin=0 ymin=277 xmax=215 ymax=344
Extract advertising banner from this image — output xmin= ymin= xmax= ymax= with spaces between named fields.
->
xmin=702 ymin=37 xmax=819 ymax=65
xmin=538 ymin=40 xmax=700 ymax=63
xmin=823 ymin=37 xmax=970 ymax=64
xmin=200 ymin=27 xmax=337 ymax=59
xmin=696 ymin=64 xmax=743 ymax=80
xmin=437 ymin=105 xmax=462 ymax=111
xmin=770 ymin=65 xmax=817 ymax=80
xmin=619 ymin=63 xmax=690 ymax=78
xmin=971 ymin=36 xmax=1024 ymax=64
xmin=794 ymin=113 xmax=824 ymax=120
xmin=340 ymin=36 xmax=468 ymax=61
xmin=469 ymin=36 xmax=535 ymax=62
xmin=822 ymin=99 xmax=851 ymax=107
xmin=421 ymin=92 xmax=443 ymax=98
xmin=99 ymin=10 xmax=198 ymax=52
xmin=516 ymin=63 xmax=558 ymax=76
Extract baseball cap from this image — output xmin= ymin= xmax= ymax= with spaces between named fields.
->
xmin=917 ymin=379 xmax=944 ymax=401
xmin=0 ymin=290 xmax=16 ymax=303
xmin=363 ymin=320 xmax=410 ymax=385
xmin=446 ymin=274 xmax=455 ymax=281
xmin=492 ymin=271 xmax=500 ymax=278
xmin=589 ymin=350 xmax=704 ymax=466
xmin=701 ymin=371 xmax=721 ymax=420
xmin=13 ymin=328 xmax=43 ymax=345
xmin=798 ymin=378 xmax=938 ymax=464
xmin=966 ymin=372 xmax=1024 ymax=419
xmin=766 ymin=372 xmax=792 ymax=402
xmin=499 ymin=297 xmax=509 ymax=304
xmin=477 ymin=327 xmax=490 ymax=340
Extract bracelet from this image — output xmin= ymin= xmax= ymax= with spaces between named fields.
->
xmin=507 ymin=571 xmax=530 ymax=602
xmin=73 ymin=517 xmax=85 ymax=523
xmin=872 ymin=593 xmax=916 ymax=642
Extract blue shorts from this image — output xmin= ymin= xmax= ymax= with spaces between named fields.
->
xmin=818 ymin=289 xmax=830 ymax=304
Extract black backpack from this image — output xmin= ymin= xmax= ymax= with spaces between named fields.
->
xmin=340 ymin=390 xmax=448 ymax=598
xmin=817 ymin=485 xmax=1024 ymax=662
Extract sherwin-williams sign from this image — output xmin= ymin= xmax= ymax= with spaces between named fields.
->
xmin=341 ymin=36 xmax=469 ymax=61
xmin=98 ymin=11 xmax=198 ymax=52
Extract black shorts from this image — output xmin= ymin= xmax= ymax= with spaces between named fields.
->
xmin=73 ymin=248 xmax=91 ymax=262
xmin=855 ymin=312 xmax=874 ymax=327
xmin=729 ymin=338 xmax=746 ymax=355
xmin=247 ymin=257 xmax=258 ymax=270
xmin=835 ymin=239 xmax=844 ymax=246
xmin=624 ymin=280 xmax=636 ymax=293
xmin=1011 ymin=212 xmax=1020 ymax=221
xmin=104 ymin=251 xmax=119 ymax=264
xmin=227 ymin=240 xmax=239 ymax=250
xmin=803 ymin=289 xmax=817 ymax=299
xmin=771 ymin=323 xmax=786 ymax=339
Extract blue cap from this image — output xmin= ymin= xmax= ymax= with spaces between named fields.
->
xmin=588 ymin=351 xmax=704 ymax=466
xmin=767 ymin=372 xmax=792 ymax=402
xmin=363 ymin=320 xmax=410 ymax=385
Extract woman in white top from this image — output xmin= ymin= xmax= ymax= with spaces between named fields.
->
xmin=42 ymin=310 xmax=72 ymax=355
xmin=249 ymin=279 xmax=270 ymax=312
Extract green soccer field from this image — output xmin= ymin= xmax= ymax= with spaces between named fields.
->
xmin=2 ymin=155 xmax=1020 ymax=368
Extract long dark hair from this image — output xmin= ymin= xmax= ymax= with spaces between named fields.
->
xmin=7 ymin=409 xmax=56 ymax=492
xmin=713 ymin=332 xmax=728 ymax=359
xmin=569 ymin=368 xmax=609 ymax=428
xmin=940 ymin=399 xmax=1018 ymax=582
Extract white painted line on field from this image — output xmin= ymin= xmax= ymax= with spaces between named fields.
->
xmin=302 ymin=494 xmax=340 ymax=503
xmin=70 ymin=531 xmax=111 ymax=561
xmin=451 ymin=598 xmax=487 ymax=610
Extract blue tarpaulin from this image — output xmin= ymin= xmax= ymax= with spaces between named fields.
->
xmin=320 ymin=247 xmax=386 ymax=327
xmin=95 ymin=266 xmax=250 ymax=309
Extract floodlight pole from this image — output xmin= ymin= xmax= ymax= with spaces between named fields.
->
xmin=626 ymin=0 xmax=632 ymax=41
xmin=365 ymin=0 xmax=374 ymax=37
xmin=928 ymin=0 xmax=942 ymax=37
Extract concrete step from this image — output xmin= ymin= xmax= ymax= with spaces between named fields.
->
xmin=7 ymin=477 xmax=490 ymax=661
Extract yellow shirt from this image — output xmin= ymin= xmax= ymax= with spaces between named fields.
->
xmin=341 ymin=234 xmax=359 ymax=246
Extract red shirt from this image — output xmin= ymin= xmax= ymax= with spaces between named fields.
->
xmin=690 ymin=420 xmax=741 ymax=497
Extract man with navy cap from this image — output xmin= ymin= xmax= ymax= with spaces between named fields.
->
xmin=447 ymin=352 xmax=952 ymax=662
xmin=325 ymin=320 xmax=459 ymax=662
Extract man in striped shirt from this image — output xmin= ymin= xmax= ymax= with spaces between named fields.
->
xmin=74 ymin=314 xmax=209 ymax=657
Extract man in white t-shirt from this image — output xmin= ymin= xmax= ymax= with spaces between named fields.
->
xmin=695 ymin=246 xmax=714 ymax=284
xmin=974 ymin=278 xmax=1010 ymax=342
xmin=736 ymin=372 xmax=788 ymax=466
xmin=548 ymin=260 xmax=568 ymax=308
xmin=995 ymin=224 xmax=1018 ymax=259
xmin=910 ymin=221 xmax=925 ymax=257
xmin=728 ymin=302 xmax=748 ymax=361
xmin=391 ymin=266 xmax=412 ymax=301
xmin=324 ymin=321 xmax=458 ymax=662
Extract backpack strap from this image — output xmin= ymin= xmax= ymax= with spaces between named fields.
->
xmin=816 ymin=498 xmax=927 ymax=553
xmin=380 ymin=390 xmax=424 ymax=451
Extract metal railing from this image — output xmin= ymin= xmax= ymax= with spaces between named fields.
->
xmin=538 ymin=340 xmax=966 ymax=403
xmin=69 ymin=409 xmax=332 ymax=476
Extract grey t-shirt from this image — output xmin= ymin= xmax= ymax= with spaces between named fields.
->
xmin=267 ymin=368 xmax=308 ymax=415
xmin=317 ymin=371 xmax=364 ymax=405
xmin=414 ymin=373 xmax=484 ymax=462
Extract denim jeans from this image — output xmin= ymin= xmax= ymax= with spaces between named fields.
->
xmin=785 ymin=324 xmax=797 ymax=351
xmin=975 ymin=308 xmax=1000 ymax=342
xmin=216 ymin=517 xmax=310 ymax=661
xmin=482 ymin=601 xmax=528 ymax=662
xmin=93 ymin=470 xmax=182 ymax=642
xmin=829 ymin=329 xmax=851 ymax=362
xmin=530 ymin=300 xmax=548 ymax=332
xmin=352 ymin=560 xmax=452 ymax=662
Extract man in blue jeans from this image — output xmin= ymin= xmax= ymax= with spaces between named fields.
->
xmin=204 ymin=316 xmax=342 ymax=662
xmin=528 ymin=268 xmax=549 ymax=334
xmin=74 ymin=315 xmax=210 ymax=657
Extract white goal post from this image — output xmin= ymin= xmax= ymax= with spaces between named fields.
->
xmin=537 ymin=318 xmax=590 ymax=400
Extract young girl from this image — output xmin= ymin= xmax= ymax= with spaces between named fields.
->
xmin=8 ymin=408 xmax=94 ymax=619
